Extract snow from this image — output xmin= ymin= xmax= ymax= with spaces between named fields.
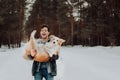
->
xmin=62 ymin=46 xmax=120 ymax=80
xmin=0 ymin=45 xmax=120 ymax=80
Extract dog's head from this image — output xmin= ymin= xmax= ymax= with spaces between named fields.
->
xmin=49 ymin=35 xmax=65 ymax=46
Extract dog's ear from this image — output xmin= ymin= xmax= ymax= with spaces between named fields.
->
xmin=58 ymin=38 xmax=66 ymax=46
xmin=61 ymin=39 xmax=66 ymax=43
xmin=49 ymin=35 xmax=55 ymax=41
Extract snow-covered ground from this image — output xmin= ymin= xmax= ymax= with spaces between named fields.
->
xmin=0 ymin=45 xmax=120 ymax=80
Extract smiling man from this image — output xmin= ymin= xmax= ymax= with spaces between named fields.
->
xmin=31 ymin=24 xmax=59 ymax=80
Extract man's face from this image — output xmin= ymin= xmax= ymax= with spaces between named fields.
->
xmin=40 ymin=27 xmax=49 ymax=39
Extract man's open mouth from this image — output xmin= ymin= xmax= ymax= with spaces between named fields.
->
xmin=42 ymin=34 xmax=46 ymax=36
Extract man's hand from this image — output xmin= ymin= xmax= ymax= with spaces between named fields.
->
xmin=50 ymin=54 xmax=59 ymax=61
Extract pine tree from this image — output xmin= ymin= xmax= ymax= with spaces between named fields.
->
xmin=0 ymin=0 xmax=25 ymax=48
xmin=25 ymin=0 xmax=70 ymax=44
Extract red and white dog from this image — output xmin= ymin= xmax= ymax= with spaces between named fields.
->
xmin=45 ymin=35 xmax=65 ymax=57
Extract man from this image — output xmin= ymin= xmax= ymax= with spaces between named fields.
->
xmin=30 ymin=24 xmax=59 ymax=80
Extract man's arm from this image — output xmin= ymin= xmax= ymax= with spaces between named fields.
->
xmin=50 ymin=55 xmax=59 ymax=61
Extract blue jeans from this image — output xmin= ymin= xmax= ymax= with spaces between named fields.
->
xmin=34 ymin=68 xmax=54 ymax=80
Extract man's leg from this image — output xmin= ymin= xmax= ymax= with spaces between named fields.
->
xmin=43 ymin=69 xmax=54 ymax=80
xmin=46 ymin=73 xmax=54 ymax=80
xmin=34 ymin=72 xmax=43 ymax=80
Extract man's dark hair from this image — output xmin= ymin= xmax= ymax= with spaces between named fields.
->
xmin=41 ymin=24 xmax=50 ymax=31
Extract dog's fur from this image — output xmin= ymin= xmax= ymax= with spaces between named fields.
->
xmin=45 ymin=35 xmax=65 ymax=57
xmin=23 ymin=30 xmax=65 ymax=62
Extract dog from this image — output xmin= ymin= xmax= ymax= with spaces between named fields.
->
xmin=23 ymin=30 xmax=65 ymax=62
xmin=45 ymin=35 xmax=65 ymax=57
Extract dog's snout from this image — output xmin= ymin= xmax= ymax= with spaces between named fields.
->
xmin=53 ymin=42 xmax=55 ymax=44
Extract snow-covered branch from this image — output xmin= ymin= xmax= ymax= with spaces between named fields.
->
xmin=24 ymin=0 xmax=36 ymax=25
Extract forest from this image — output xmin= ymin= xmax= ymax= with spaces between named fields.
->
xmin=0 ymin=0 xmax=120 ymax=48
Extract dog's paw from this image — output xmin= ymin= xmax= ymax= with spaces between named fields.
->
xmin=30 ymin=49 xmax=37 ymax=56
xmin=49 ymin=53 xmax=53 ymax=57
xmin=31 ymin=30 xmax=36 ymax=37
